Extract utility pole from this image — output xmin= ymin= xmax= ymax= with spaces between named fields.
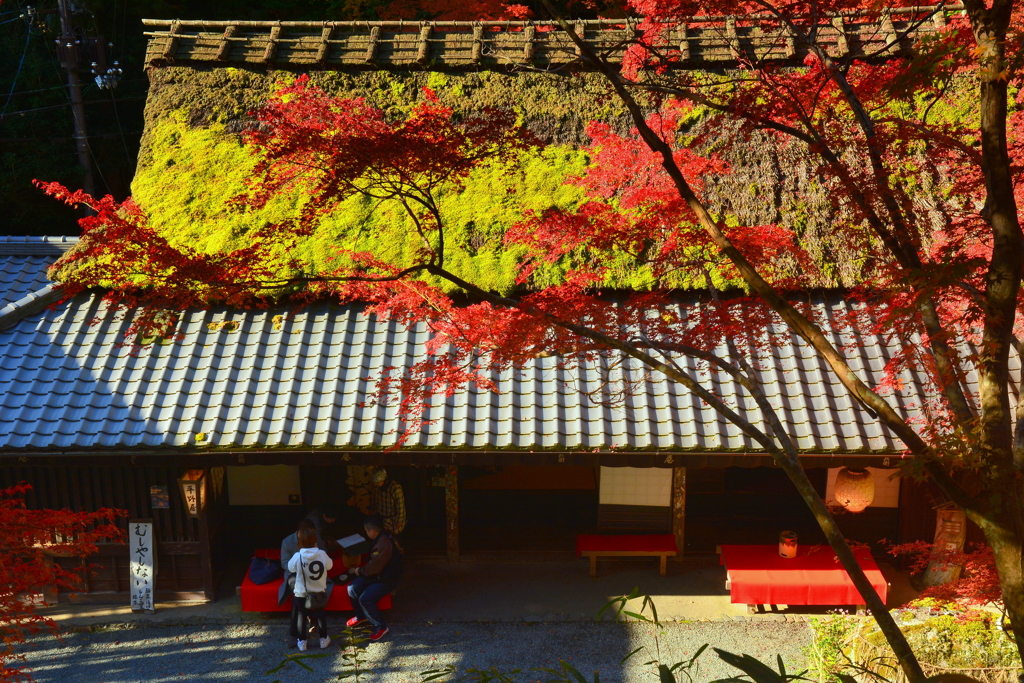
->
xmin=56 ymin=0 xmax=95 ymax=199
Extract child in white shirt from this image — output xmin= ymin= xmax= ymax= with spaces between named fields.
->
xmin=288 ymin=527 xmax=333 ymax=650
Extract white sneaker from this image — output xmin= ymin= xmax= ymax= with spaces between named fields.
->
xmin=297 ymin=639 xmax=307 ymax=651
xmin=320 ymin=636 xmax=331 ymax=649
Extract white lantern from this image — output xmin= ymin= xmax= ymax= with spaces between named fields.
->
xmin=834 ymin=467 xmax=874 ymax=512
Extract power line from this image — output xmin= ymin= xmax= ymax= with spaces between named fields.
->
xmin=1 ymin=29 xmax=31 ymax=117
xmin=0 ymin=95 xmax=145 ymax=119
xmin=108 ymin=87 xmax=135 ymax=173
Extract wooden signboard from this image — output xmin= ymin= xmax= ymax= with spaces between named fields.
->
xmin=922 ymin=504 xmax=967 ymax=587
xmin=129 ymin=519 xmax=156 ymax=613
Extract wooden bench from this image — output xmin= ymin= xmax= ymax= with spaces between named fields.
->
xmin=575 ymin=534 xmax=678 ymax=577
xmin=240 ymin=548 xmax=392 ymax=613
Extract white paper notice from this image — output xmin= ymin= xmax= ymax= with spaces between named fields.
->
xmin=339 ymin=534 xmax=366 ymax=548
xmin=129 ymin=520 xmax=155 ymax=613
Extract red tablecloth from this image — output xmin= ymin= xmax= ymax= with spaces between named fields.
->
xmin=240 ymin=548 xmax=392 ymax=613
xmin=719 ymin=545 xmax=887 ymax=606
xmin=576 ymin=534 xmax=678 ymax=556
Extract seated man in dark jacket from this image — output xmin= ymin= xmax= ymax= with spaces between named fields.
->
xmin=346 ymin=514 xmax=403 ymax=642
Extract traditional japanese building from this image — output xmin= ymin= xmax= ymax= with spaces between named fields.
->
xmin=0 ymin=7 xmax=978 ymax=602
xmin=0 ymin=235 xmax=978 ymax=602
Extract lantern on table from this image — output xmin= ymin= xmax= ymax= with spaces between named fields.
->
xmin=834 ymin=467 xmax=874 ymax=513
xmin=779 ymin=530 xmax=798 ymax=558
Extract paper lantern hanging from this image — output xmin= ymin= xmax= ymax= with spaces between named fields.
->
xmin=834 ymin=467 xmax=874 ymax=512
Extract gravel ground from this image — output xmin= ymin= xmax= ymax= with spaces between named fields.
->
xmin=20 ymin=620 xmax=812 ymax=683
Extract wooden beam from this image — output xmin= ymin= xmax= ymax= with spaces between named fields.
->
xmin=445 ymin=464 xmax=459 ymax=561
xmin=726 ymin=16 xmax=741 ymax=60
xmin=417 ymin=24 xmax=432 ymax=64
xmin=316 ymin=26 xmax=333 ymax=63
xmin=471 ymin=25 xmax=483 ymax=63
xmin=262 ymin=24 xmax=281 ymax=63
xmin=880 ymin=11 xmax=897 ymax=55
xmin=672 ymin=467 xmax=686 ymax=558
xmin=831 ymin=16 xmax=848 ymax=57
xmin=365 ymin=26 xmax=380 ymax=63
xmin=197 ymin=496 xmax=215 ymax=601
xmin=677 ymin=23 xmax=690 ymax=61
xmin=523 ymin=25 xmax=536 ymax=62
xmin=161 ymin=21 xmax=181 ymax=61
xmin=215 ymin=25 xmax=237 ymax=61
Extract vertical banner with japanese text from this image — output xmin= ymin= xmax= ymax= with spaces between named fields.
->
xmin=129 ymin=519 xmax=156 ymax=613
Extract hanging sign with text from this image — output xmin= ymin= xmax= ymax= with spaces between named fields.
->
xmin=129 ymin=519 xmax=156 ymax=613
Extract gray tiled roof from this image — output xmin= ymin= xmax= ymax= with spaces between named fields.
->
xmin=0 ymin=275 xmax=944 ymax=454
xmin=0 ymin=237 xmax=77 ymax=306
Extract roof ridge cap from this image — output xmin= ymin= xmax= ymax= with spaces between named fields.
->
xmin=0 ymin=236 xmax=79 ymax=255
xmin=0 ymin=284 xmax=61 ymax=333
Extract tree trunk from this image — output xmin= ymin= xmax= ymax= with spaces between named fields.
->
xmin=773 ymin=457 xmax=926 ymax=683
xmin=968 ymin=483 xmax=1024 ymax=663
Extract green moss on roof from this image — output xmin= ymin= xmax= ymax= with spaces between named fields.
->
xmin=135 ymin=66 xmax=708 ymax=293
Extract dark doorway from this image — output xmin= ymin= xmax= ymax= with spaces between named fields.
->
xmin=459 ymin=465 xmax=599 ymax=553
xmin=684 ymin=467 xmax=828 ymax=553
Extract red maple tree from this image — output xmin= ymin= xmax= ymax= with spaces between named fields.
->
xmin=36 ymin=0 xmax=1023 ymax=678
xmin=889 ymin=541 xmax=1003 ymax=614
xmin=0 ymin=483 xmax=125 ymax=682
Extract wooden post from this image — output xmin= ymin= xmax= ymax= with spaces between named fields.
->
xmin=215 ymin=25 xmax=237 ymax=61
xmin=672 ymin=467 xmax=686 ymax=559
xmin=831 ymin=17 xmax=848 ymax=57
xmin=417 ymin=24 xmax=432 ymax=64
xmin=726 ymin=16 xmax=741 ymax=60
xmin=197 ymin=502 xmax=215 ymax=601
xmin=471 ymin=25 xmax=483 ymax=63
xmin=677 ymin=23 xmax=690 ymax=62
xmin=364 ymin=26 xmax=380 ymax=64
xmin=445 ymin=464 xmax=459 ymax=562
xmin=316 ymin=26 xmax=333 ymax=64
xmin=262 ymin=24 xmax=281 ymax=63
xmin=922 ymin=504 xmax=967 ymax=587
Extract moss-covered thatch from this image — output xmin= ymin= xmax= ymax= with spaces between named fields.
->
xmin=135 ymin=64 xmax=928 ymax=292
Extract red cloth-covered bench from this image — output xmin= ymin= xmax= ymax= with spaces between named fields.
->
xmin=575 ymin=534 xmax=678 ymax=577
xmin=240 ymin=548 xmax=392 ymax=613
xmin=719 ymin=544 xmax=888 ymax=613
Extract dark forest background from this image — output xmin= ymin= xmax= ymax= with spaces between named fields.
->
xmin=0 ymin=0 xmax=628 ymax=236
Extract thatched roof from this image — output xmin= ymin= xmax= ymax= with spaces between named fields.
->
xmin=142 ymin=5 xmax=957 ymax=70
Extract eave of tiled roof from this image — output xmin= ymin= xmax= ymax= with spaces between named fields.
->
xmin=0 ymin=288 xmax=949 ymax=456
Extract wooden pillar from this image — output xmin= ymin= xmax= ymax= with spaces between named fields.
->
xmin=197 ymin=512 xmax=215 ymax=600
xmin=445 ymin=465 xmax=459 ymax=562
xmin=672 ymin=467 xmax=686 ymax=558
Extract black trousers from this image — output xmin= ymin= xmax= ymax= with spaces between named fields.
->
xmin=295 ymin=602 xmax=327 ymax=640
xmin=289 ymin=597 xmax=305 ymax=640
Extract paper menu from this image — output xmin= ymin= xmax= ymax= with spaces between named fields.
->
xmin=339 ymin=533 xmax=366 ymax=548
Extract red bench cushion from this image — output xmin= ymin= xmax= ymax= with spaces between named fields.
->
xmin=575 ymin=534 xmax=678 ymax=556
xmin=719 ymin=544 xmax=887 ymax=606
xmin=241 ymin=548 xmax=392 ymax=613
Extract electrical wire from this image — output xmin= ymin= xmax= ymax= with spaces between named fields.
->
xmin=108 ymin=87 xmax=135 ymax=174
xmin=0 ymin=95 xmax=146 ymax=118
xmin=44 ymin=47 xmax=111 ymax=194
xmin=1 ymin=29 xmax=31 ymax=117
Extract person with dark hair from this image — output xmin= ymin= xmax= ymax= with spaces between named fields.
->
xmin=279 ymin=519 xmax=318 ymax=646
xmin=288 ymin=526 xmax=333 ymax=651
xmin=303 ymin=505 xmax=341 ymax=552
xmin=369 ymin=469 xmax=406 ymax=537
xmin=345 ymin=514 xmax=403 ymax=642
